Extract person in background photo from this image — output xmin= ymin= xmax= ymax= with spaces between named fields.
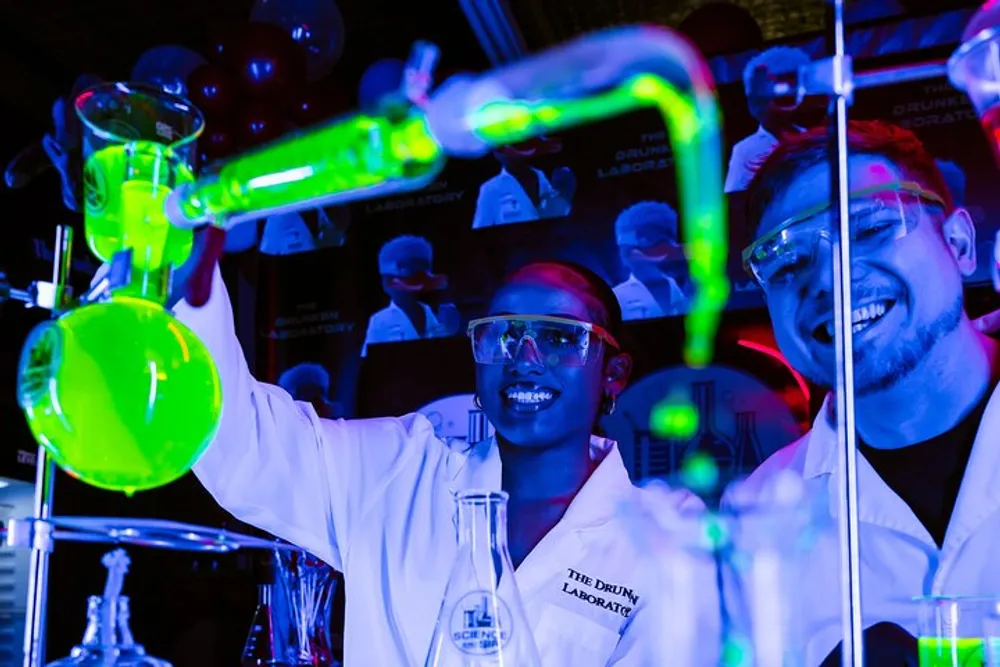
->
xmin=362 ymin=235 xmax=459 ymax=357
xmin=612 ymin=201 xmax=691 ymax=320
xmin=259 ymin=210 xmax=319 ymax=256
xmin=725 ymin=46 xmax=824 ymax=193
xmin=277 ymin=362 xmax=343 ymax=420
xmin=472 ymin=136 xmax=576 ymax=229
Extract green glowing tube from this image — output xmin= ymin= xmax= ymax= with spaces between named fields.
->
xmin=166 ymin=113 xmax=445 ymax=227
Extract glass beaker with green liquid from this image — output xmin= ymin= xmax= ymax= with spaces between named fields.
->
xmin=15 ymin=83 xmax=222 ymax=495
xmin=918 ymin=596 xmax=999 ymax=667
xmin=75 ymin=82 xmax=204 ymax=300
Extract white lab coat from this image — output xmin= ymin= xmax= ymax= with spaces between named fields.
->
xmin=724 ymin=126 xmax=780 ymax=193
xmin=612 ymin=274 xmax=688 ymax=321
xmin=361 ymin=301 xmax=444 ymax=358
xmin=725 ymin=390 xmax=1000 ymax=666
xmin=174 ymin=270 xmax=719 ymax=667
xmin=472 ymin=167 xmax=568 ymax=229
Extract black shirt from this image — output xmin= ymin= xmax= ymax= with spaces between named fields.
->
xmin=860 ymin=386 xmax=994 ymax=548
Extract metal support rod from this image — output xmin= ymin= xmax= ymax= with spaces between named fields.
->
xmin=854 ymin=60 xmax=949 ymax=90
xmin=826 ymin=1 xmax=865 ymax=666
xmin=21 ymin=224 xmax=72 ymax=667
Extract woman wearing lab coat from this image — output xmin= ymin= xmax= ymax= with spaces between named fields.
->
xmin=171 ymin=252 xmax=714 ymax=666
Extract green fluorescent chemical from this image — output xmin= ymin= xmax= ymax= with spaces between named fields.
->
xmin=918 ymin=637 xmax=984 ymax=667
xmin=174 ymin=113 xmax=443 ymax=223
xmin=83 ymin=140 xmax=195 ymax=271
xmin=17 ymin=297 xmax=222 ymax=496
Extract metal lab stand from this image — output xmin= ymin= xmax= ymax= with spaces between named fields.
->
xmin=0 ymin=228 xmax=299 ymax=667
xmin=764 ymin=1 xmax=959 ymax=665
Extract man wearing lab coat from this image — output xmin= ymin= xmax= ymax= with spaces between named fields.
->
xmin=472 ymin=140 xmax=575 ymax=229
xmin=361 ymin=235 xmax=458 ymax=357
xmin=730 ymin=119 xmax=1000 ymax=665
xmin=611 ymin=201 xmax=690 ymax=320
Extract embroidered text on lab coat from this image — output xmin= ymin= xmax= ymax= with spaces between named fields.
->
xmin=560 ymin=568 xmax=639 ymax=618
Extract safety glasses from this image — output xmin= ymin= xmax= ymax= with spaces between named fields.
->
xmin=466 ymin=315 xmax=619 ymax=367
xmin=742 ymin=181 xmax=947 ymax=289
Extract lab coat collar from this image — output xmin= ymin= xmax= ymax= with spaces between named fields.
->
xmin=450 ymin=435 xmax=633 ymax=531
xmin=499 ymin=166 xmax=556 ymax=198
xmin=801 ymin=385 xmax=1000 ymax=546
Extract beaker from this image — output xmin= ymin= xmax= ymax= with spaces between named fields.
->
xmin=710 ymin=471 xmax=825 ymax=667
xmin=918 ymin=596 xmax=999 ymax=666
xmin=273 ymin=549 xmax=338 ymax=666
xmin=75 ymin=82 xmax=204 ymax=300
xmin=424 ymin=490 xmax=541 ymax=667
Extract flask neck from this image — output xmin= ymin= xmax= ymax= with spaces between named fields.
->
xmin=455 ymin=491 xmax=510 ymax=553
xmin=113 ymin=263 xmax=172 ymax=304
xmin=257 ymin=583 xmax=272 ymax=607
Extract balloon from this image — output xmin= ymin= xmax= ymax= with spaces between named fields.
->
xmin=186 ymin=64 xmax=238 ymax=119
xmin=197 ymin=123 xmax=236 ymax=172
xmin=215 ymin=22 xmax=306 ymax=100
xmin=131 ymin=45 xmax=208 ymax=98
xmin=289 ymin=85 xmax=340 ymax=126
xmin=250 ymin=0 xmax=346 ymax=83
xmin=358 ymin=58 xmax=405 ymax=111
xmin=235 ymin=103 xmax=285 ymax=148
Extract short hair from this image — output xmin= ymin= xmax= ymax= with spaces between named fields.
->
xmin=378 ymin=235 xmax=433 ymax=275
xmin=742 ymin=46 xmax=811 ymax=97
xmin=614 ymin=201 xmax=679 ymax=244
xmin=500 ymin=260 xmax=624 ymax=343
xmin=278 ymin=362 xmax=330 ymax=394
xmin=745 ymin=120 xmax=954 ymax=237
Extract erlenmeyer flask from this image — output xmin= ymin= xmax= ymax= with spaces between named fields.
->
xmin=424 ymin=490 xmax=541 ymax=667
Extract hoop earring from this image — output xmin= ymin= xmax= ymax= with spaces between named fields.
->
xmin=473 ymin=394 xmax=483 ymax=410
xmin=602 ymin=393 xmax=617 ymax=416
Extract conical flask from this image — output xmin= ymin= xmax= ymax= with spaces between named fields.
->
xmin=424 ymin=490 xmax=541 ymax=667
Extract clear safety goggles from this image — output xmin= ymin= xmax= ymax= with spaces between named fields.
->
xmin=467 ymin=315 xmax=619 ymax=367
xmin=742 ymin=181 xmax=946 ymax=289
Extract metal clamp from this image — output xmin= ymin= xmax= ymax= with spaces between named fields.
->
xmin=4 ymin=518 xmax=54 ymax=554
xmin=750 ymin=55 xmax=855 ymax=111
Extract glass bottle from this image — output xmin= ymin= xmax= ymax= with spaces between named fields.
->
xmin=685 ymin=381 xmax=737 ymax=475
xmin=46 ymin=596 xmax=171 ymax=666
xmin=733 ymin=411 xmax=764 ymax=474
xmin=424 ymin=490 xmax=541 ymax=667
xmin=242 ymin=584 xmax=289 ymax=666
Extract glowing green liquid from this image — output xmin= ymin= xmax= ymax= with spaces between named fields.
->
xmin=175 ymin=113 xmax=443 ymax=222
xmin=919 ymin=637 xmax=984 ymax=667
xmin=84 ymin=141 xmax=195 ymax=271
xmin=17 ymin=297 xmax=222 ymax=495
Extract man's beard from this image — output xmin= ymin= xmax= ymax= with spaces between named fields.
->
xmin=806 ymin=295 xmax=964 ymax=397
